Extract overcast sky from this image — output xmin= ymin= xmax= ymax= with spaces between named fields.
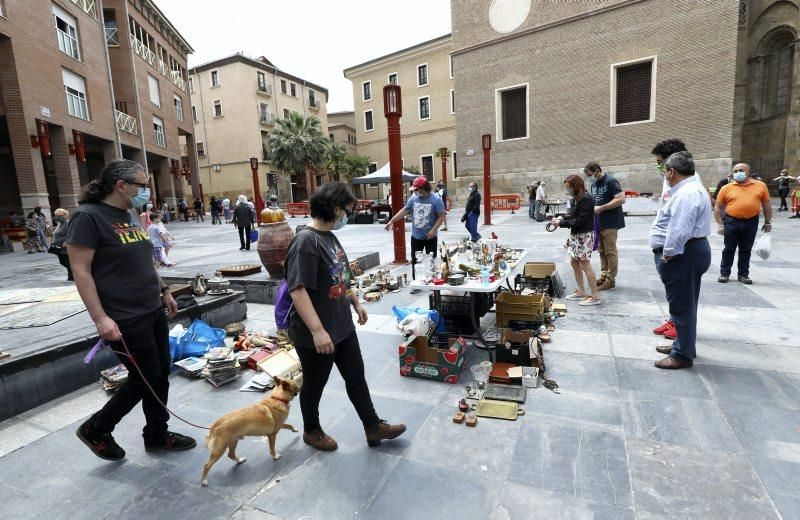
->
xmin=155 ymin=0 xmax=452 ymax=112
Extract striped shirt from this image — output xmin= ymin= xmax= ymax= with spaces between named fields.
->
xmin=649 ymin=176 xmax=711 ymax=256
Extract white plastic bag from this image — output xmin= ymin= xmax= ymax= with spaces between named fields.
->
xmin=755 ymin=233 xmax=771 ymax=261
xmin=397 ymin=313 xmax=435 ymax=338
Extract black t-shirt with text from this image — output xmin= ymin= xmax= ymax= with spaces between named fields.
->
xmin=591 ymin=174 xmax=625 ymax=230
xmin=66 ymin=202 xmax=161 ymax=321
xmin=285 ymin=227 xmax=355 ymax=348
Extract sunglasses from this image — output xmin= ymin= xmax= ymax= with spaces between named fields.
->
xmin=125 ymin=180 xmax=150 ymax=189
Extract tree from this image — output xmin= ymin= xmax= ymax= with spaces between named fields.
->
xmin=325 ymin=143 xmax=347 ymax=181
xmin=433 ymin=147 xmax=451 ymax=163
xmin=266 ymin=112 xmax=328 ymax=200
xmin=405 ymin=164 xmax=420 ymax=175
xmin=342 ymin=155 xmax=370 ymax=180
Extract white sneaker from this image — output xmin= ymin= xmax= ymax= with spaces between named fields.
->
xmin=566 ymin=292 xmax=587 ymax=301
xmin=579 ymin=297 xmax=602 ymax=306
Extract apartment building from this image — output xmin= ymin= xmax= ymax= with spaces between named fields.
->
xmin=0 ymin=0 xmax=198 ymax=222
xmin=189 ymin=53 xmax=329 ymax=204
xmin=449 ymin=0 xmax=798 ymax=198
xmin=344 ymin=34 xmax=456 ymax=200
xmin=328 ymin=111 xmax=357 ymax=156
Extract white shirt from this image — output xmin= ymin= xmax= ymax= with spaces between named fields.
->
xmin=649 ymin=176 xmax=711 ymax=256
xmin=222 ymin=198 xmax=230 ymax=208
xmin=536 ymin=185 xmax=546 ymax=201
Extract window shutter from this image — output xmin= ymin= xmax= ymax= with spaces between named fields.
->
xmin=616 ymin=62 xmax=652 ymax=124
xmin=501 ymin=87 xmax=527 ymax=140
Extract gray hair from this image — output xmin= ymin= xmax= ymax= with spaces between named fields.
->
xmin=79 ymin=159 xmax=145 ymax=204
xmin=237 ymin=195 xmax=248 ymax=205
xmin=664 ymin=151 xmax=695 ymax=176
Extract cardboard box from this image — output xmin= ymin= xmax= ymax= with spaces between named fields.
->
xmin=496 ymin=328 xmax=536 ymax=367
xmin=495 ymin=293 xmax=551 ymax=326
xmin=399 ymin=336 xmax=466 ymax=384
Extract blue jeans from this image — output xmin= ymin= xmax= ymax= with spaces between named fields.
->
xmin=37 ymin=227 xmax=48 ymax=249
xmin=720 ymin=215 xmax=758 ymax=277
xmin=528 ymin=200 xmax=535 ymax=218
xmin=655 ymin=238 xmax=711 ymax=361
xmin=465 ymin=212 xmax=480 ymax=241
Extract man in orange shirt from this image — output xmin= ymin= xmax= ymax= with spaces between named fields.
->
xmin=714 ymin=163 xmax=772 ymax=284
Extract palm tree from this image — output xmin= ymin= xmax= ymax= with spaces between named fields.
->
xmin=342 ymin=155 xmax=371 ymax=181
xmin=325 ymin=143 xmax=347 ymax=181
xmin=266 ymin=112 xmax=328 ymax=201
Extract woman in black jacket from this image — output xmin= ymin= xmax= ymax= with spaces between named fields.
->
xmin=551 ymin=174 xmax=601 ymax=306
xmin=232 ymin=195 xmax=256 ymax=250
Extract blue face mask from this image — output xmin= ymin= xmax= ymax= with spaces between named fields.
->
xmin=732 ymin=171 xmax=747 ymax=183
xmin=332 ymin=214 xmax=348 ymax=230
xmin=126 ymin=184 xmax=151 ymax=208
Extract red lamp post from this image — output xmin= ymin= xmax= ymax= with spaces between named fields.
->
xmin=439 ymin=147 xmax=447 ymax=187
xmin=250 ymin=157 xmax=262 ymax=224
xmin=384 ymin=84 xmax=407 ymax=263
xmin=482 ymin=134 xmax=492 ymax=226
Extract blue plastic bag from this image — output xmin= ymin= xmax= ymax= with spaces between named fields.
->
xmin=249 ymin=229 xmax=259 ymax=242
xmin=391 ymin=305 xmax=445 ymax=333
xmin=174 ymin=319 xmax=226 ymax=361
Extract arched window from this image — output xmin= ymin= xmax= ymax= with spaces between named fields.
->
xmin=748 ymin=31 xmax=795 ymax=119
xmin=775 ymin=43 xmax=792 ymax=115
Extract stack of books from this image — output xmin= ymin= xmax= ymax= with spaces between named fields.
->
xmin=173 ymin=356 xmax=207 ymax=378
xmin=239 ymin=372 xmax=275 ymax=392
xmin=100 ymin=364 xmax=128 ymax=391
xmin=203 ymin=347 xmax=240 ymax=388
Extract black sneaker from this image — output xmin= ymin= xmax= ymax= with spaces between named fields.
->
xmin=76 ymin=420 xmax=125 ymax=461
xmin=738 ymin=276 xmax=753 ymax=285
xmin=145 ymin=432 xmax=197 ymax=452
xmin=718 ymin=275 xmax=729 ymax=283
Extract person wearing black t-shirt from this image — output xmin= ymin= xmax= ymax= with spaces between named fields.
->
xmin=67 ymin=159 xmax=196 ymax=462
xmin=285 ymin=181 xmax=406 ymax=452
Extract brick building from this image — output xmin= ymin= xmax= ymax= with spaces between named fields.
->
xmin=447 ymin=0 xmax=797 ymax=199
xmin=0 ymin=0 xmax=198 ymax=226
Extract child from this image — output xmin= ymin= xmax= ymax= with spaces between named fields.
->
xmin=148 ymin=212 xmax=175 ymax=267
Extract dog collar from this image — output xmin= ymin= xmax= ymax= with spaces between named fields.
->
xmin=271 ymin=396 xmax=290 ymax=405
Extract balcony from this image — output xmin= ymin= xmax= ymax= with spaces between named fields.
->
xmin=69 ymin=0 xmax=98 ymax=20
xmin=170 ymin=70 xmax=187 ymax=92
xmin=260 ymin=113 xmax=275 ymax=125
xmin=309 ymin=98 xmax=320 ymax=110
xmin=257 ymin=83 xmax=273 ymax=96
xmin=158 ymin=60 xmax=169 ymax=78
xmin=131 ymin=38 xmax=156 ymax=67
xmin=175 ymin=105 xmax=184 ymax=122
xmin=115 ymin=110 xmax=139 ymax=135
xmin=155 ymin=130 xmax=166 ymax=148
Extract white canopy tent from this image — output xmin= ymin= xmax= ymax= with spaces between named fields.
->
xmin=351 ymin=163 xmax=419 ymax=185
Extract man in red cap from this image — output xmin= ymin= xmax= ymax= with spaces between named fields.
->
xmin=384 ymin=176 xmax=446 ymax=279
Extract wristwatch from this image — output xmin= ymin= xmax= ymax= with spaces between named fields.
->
xmin=160 ymin=286 xmax=171 ymax=294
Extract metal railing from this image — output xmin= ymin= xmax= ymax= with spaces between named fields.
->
xmin=309 ymin=98 xmax=320 ymax=109
xmin=115 ymin=110 xmax=139 ymax=135
xmin=70 ymin=0 xmax=97 ymax=20
xmin=155 ymin=129 xmax=166 ymax=148
xmin=170 ymin=70 xmax=187 ymax=91
xmin=257 ymin=83 xmax=273 ymax=96
xmin=131 ymin=38 xmax=156 ymax=67
xmin=175 ymin=105 xmax=184 ymax=122
xmin=158 ymin=60 xmax=169 ymax=77
xmin=260 ymin=113 xmax=275 ymax=124
xmin=105 ymin=26 xmax=119 ymax=46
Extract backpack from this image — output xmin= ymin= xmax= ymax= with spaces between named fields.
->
xmin=273 ymin=229 xmax=322 ymax=329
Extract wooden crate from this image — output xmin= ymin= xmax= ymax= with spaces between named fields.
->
xmin=218 ymin=264 xmax=262 ymax=277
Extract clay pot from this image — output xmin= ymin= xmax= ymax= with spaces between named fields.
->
xmin=257 ymin=221 xmax=294 ymax=278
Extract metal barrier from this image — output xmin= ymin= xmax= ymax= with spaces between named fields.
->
xmin=490 ymin=194 xmax=521 ymax=213
xmin=286 ymin=202 xmax=310 ymax=217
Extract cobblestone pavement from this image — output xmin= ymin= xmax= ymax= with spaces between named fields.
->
xmin=0 ymin=203 xmax=798 ymax=519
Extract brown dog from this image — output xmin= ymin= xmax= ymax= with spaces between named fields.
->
xmin=201 ymin=376 xmax=300 ymax=486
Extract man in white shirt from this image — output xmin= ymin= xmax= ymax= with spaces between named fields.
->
xmin=535 ymin=181 xmax=546 ymax=220
xmin=648 ymin=151 xmax=711 ymax=369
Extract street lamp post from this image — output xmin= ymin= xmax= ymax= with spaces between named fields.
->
xmin=439 ymin=147 xmax=447 ymax=187
xmin=384 ymin=84 xmax=407 ymax=263
xmin=250 ymin=157 xmax=262 ymax=224
xmin=482 ymin=134 xmax=492 ymax=225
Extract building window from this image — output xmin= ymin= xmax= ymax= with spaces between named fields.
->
xmin=283 ymin=108 xmax=290 ymax=119
xmin=452 ymin=152 xmax=457 ymax=179
xmin=197 ymin=142 xmax=205 ymax=157
xmin=329 ymin=133 xmax=335 ymax=141
xmin=153 ymin=115 xmax=166 ymax=147
xmin=53 ymin=4 xmax=80 ymax=61
xmin=63 ymin=68 xmax=89 ymax=120
xmin=259 ymin=103 xmax=271 ymax=122
xmin=309 ymin=90 xmax=317 ymax=107
xmin=368 ymin=162 xmax=378 ymax=174
xmin=364 ymin=110 xmax=374 ymax=132
xmin=450 ymin=90 xmax=455 ymax=114
xmin=388 ymin=73 xmax=398 ymax=85
xmin=188 ymin=77 xmax=194 ymax=93
xmin=496 ymin=84 xmax=528 ymax=141
xmin=420 ymin=155 xmax=434 ymax=180
xmin=191 ymin=105 xmax=197 ymax=122
xmin=417 ymin=64 xmax=428 ymax=86
xmin=449 ymin=55 xmax=453 ymax=79
xmin=213 ymin=99 xmax=222 ymax=117
xmin=776 ymin=45 xmax=792 ymax=115
xmin=257 ymin=71 xmax=267 ymax=90
xmin=362 ymin=81 xmax=372 ymax=101
xmin=418 ymin=96 xmax=431 ymax=120
xmin=290 ymin=83 xmax=296 ymax=97
xmin=174 ymin=95 xmax=183 ymax=122
xmin=281 ymin=79 xmax=287 ymax=94
xmin=0 ymin=1 xmax=5 ymax=17
xmin=147 ymin=74 xmax=160 ymax=107
xmin=103 ymin=9 xmax=119 ymax=46
xmin=612 ymin=57 xmax=655 ymax=125
xmin=210 ymin=70 xmax=219 ymax=87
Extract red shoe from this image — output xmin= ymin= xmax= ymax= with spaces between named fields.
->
xmin=663 ymin=324 xmax=677 ymax=340
xmin=653 ymin=320 xmax=674 ymax=335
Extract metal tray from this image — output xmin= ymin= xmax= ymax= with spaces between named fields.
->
xmin=472 ymin=398 xmax=525 ymax=420
xmin=482 ymin=383 xmax=527 ymax=403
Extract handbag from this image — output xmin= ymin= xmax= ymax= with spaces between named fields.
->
xmin=47 ymin=244 xmax=63 ymax=255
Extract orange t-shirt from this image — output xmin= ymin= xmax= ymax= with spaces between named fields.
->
xmin=716 ymin=180 xmax=769 ymax=219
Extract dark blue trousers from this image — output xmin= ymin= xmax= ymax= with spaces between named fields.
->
xmin=465 ymin=212 xmax=480 ymax=241
xmin=655 ymin=238 xmax=711 ymax=361
xmin=720 ymin=215 xmax=758 ymax=277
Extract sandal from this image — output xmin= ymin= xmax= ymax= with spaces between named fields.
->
xmin=565 ymin=291 xmax=587 ymax=301
xmin=579 ymin=296 xmax=602 ymax=306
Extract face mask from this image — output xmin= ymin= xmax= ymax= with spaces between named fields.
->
xmin=332 ymin=213 xmax=348 ymax=230
xmin=732 ymin=172 xmax=747 ymax=183
xmin=657 ymin=163 xmax=665 ymax=175
xmin=585 ymin=171 xmax=594 ymax=179
xmin=125 ymin=184 xmax=151 ymax=209
xmin=469 ymin=186 xmax=475 ymax=192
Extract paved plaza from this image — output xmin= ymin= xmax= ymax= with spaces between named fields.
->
xmin=1 ymin=204 xmax=799 ymax=519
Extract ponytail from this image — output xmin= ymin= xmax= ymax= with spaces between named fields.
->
xmin=78 ymin=159 xmax=144 ymax=204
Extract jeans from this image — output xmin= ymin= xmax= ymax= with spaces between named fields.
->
xmin=37 ymin=228 xmax=48 ymax=249
xmin=528 ymin=200 xmax=535 ymax=219
xmin=720 ymin=215 xmax=758 ymax=278
xmin=534 ymin=200 xmax=543 ymax=220
xmin=162 ymin=210 xmax=170 ymax=224
xmin=598 ymin=228 xmax=619 ymax=283
xmin=465 ymin=212 xmax=480 ymax=241
xmin=211 ymin=211 xmax=220 ymax=224
xmin=224 ymin=208 xmax=231 ymax=222
xmin=91 ymin=307 xmax=171 ymax=442
xmin=655 ymin=238 xmax=710 ymax=361
xmin=410 ymin=236 xmax=438 ymax=279
xmin=294 ymin=330 xmax=379 ymax=432
xmin=194 ymin=210 xmax=204 ymax=222
xmin=238 ymin=225 xmax=252 ymax=249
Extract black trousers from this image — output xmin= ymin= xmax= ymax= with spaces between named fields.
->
xmin=720 ymin=215 xmax=758 ymax=278
xmin=238 ymin=225 xmax=252 ymax=249
xmin=410 ymin=236 xmax=437 ymax=279
xmin=57 ymin=253 xmax=73 ymax=281
xmin=294 ymin=330 xmax=379 ymax=432
xmin=778 ymin=188 xmax=789 ymax=210
xmin=91 ymin=307 xmax=171 ymax=442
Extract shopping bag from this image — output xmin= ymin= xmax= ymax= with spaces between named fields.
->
xmin=249 ymin=229 xmax=259 ymax=242
xmin=755 ymin=233 xmax=771 ymax=261
xmin=174 ymin=319 xmax=225 ymax=360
